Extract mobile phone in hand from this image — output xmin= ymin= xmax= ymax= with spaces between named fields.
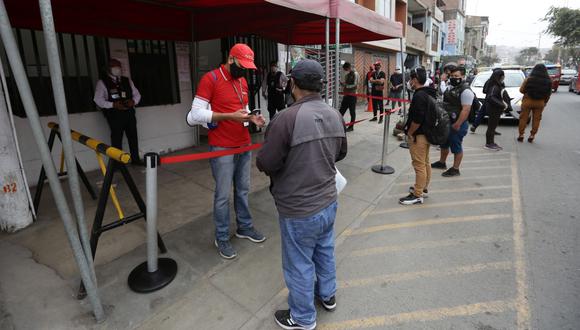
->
xmin=249 ymin=109 xmax=261 ymax=116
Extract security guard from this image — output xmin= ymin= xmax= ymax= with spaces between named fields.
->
xmin=93 ymin=59 xmax=143 ymax=165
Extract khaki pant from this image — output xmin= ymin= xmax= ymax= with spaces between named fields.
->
xmin=409 ymin=134 xmax=431 ymax=197
xmin=518 ymin=103 xmax=545 ymax=136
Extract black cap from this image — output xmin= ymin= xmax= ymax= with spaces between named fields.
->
xmin=288 ymin=59 xmax=324 ymax=81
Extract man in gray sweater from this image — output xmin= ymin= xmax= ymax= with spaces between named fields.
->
xmin=257 ymin=59 xmax=347 ymax=330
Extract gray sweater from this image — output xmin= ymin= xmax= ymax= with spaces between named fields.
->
xmin=256 ymin=94 xmax=347 ymax=218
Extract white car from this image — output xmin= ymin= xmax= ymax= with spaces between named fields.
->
xmin=470 ymin=69 xmax=525 ymax=121
xmin=560 ymin=69 xmax=577 ymax=85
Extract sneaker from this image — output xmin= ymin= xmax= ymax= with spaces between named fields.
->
xmin=214 ymin=240 xmax=237 ymax=259
xmin=346 ymin=126 xmax=354 ymax=132
xmin=317 ymin=296 xmax=337 ymax=311
xmin=470 ymin=126 xmax=477 ymax=133
xmin=494 ymin=131 xmax=501 ymax=136
xmin=399 ymin=193 xmax=424 ymax=205
xmin=274 ymin=310 xmax=316 ymax=330
xmin=409 ymin=187 xmax=428 ymax=197
xmin=484 ymin=144 xmax=501 ymax=151
xmin=235 ymin=227 xmax=266 ymax=243
xmin=431 ymin=161 xmax=447 ymax=169
xmin=442 ymin=167 xmax=460 ymax=177
xmin=369 ymin=117 xmax=378 ymax=122
xmin=378 ymin=117 xmax=383 ymax=124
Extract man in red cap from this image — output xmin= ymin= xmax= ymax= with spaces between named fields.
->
xmin=187 ymin=43 xmax=266 ymax=259
xmin=369 ymin=61 xmax=386 ymax=123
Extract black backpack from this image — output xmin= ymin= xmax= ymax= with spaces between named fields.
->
xmin=424 ymin=95 xmax=451 ymax=145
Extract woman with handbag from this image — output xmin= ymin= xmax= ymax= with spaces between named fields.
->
xmin=483 ymin=69 xmax=509 ymax=151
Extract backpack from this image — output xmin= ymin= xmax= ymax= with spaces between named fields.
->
xmin=423 ymin=95 xmax=451 ymax=145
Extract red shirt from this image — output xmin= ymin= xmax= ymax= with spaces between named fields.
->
xmin=196 ymin=65 xmax=251 ymax=147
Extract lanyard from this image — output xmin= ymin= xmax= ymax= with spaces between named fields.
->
xmin=220 ymin=67 xmax=245 ymax=108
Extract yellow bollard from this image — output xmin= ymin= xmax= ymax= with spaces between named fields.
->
xmin=95 ymin=152 xmax=124 ymax=220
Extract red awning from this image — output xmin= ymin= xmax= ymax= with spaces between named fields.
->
xmin=3 ymin=0 xmax=402 ymax=43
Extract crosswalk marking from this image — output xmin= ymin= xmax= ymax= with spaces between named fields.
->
xmin=395 ymin=174 xmax=512 ymax=186
xmin=372 ymin=198 xmax=509 ymax=215
xmin=349 ymin=234 xmax=512 ymax=257
xmin=461 ymin=158 xmax=511 ymax=164
xmin=318 ymin=300 xmax=516 ymax=330
xmin=344 ymin=213 xmax=511 ymax=236
xmin=339 ymin=261 xmax=513 ymax=289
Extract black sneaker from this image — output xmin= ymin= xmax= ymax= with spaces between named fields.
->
xmin=369 ymin=117 xmax=378 ymax=122
xmin=378 ymin=117 xmax=383 ymax=124
xmin=399 ymin=193 xmax=424 ymax=205
xmin=274 ymin=310 xmax=316 ymax=330
xmin=442 ymin=167 xmax=460 ymax=177
xmin=214 ymin=240 xmax=237 ymax=259
xmin=346 ymin=126 xmax=354 ymax=132
xmin=431 ymin=161 xmax=447 ymax=169
xmin=235 ymin=227 xmax=266 ymax=243
xmin=470 ymin=126 xmax=477 ymax=133
xmin=408 ymin=187 xmax=428 ymax=197
xmin=318 ymin=296 xmax=337 ymax=311
xmin=494 ymin=131 xmax=501 ymax=136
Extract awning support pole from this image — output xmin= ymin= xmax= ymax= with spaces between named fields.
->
xmin=0 ymin=0 xmax=104 ymax=322
xmin=334 ymin=18 xmax=340 ymax=109
xmin=38 ymin=0 xmax=97 ymax=284
xmin=325 ymin=17 xmax=329 ymax=104
xmin=399 ymin=38 xmax=409 ymax=149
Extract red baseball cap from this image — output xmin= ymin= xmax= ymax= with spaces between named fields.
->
xmin=374 ymin=61 xmax=382 ymax=66
xmin=230 ymin=43 xmax=257 ymax=70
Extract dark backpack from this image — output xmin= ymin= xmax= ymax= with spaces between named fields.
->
xmin=424 ymin=95 xmax=451 ymax=145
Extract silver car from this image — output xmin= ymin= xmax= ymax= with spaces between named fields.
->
xmin=470 ymin=69 xmax=525 ymax=122
xmin=561 ymin=69 xmax=577 ymax=85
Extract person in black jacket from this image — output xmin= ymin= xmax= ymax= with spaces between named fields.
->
xmin=483 ymin=69 xmax=509 ymax=150
xmin=400 ymin=67 xmax=436 ymax=205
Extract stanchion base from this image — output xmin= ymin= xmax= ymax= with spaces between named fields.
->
xmin=400 ymin=142 xmax=409 ymax=149
xmin=128 ymin=258 xmax=177 ymax=293
xmin=371 ymin=164 xmax=395 ymax=175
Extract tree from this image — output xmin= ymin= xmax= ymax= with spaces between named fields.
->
xmin=516 ymin=47 xmax=540 ymax=66
xmin=544 ymin=6 xmax=580 ymax=48
xmin=478 ymin=55 xmax=500 ymax=66
xmin=544 ymin=45 xmax=580 ymax=67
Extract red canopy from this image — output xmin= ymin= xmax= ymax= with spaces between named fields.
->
xmin=4 ymin=0 xmax=402 ymax=43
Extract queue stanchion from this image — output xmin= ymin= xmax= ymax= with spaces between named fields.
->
xmin=128 ymin=153 xmax=177 ymax=293
xmin=372 ymin=110 xmax=395 ymax=175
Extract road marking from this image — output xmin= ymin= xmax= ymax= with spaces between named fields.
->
xmin=372 ymin=198 xmax=509 ymax=215
xmin=457 ymin=165 xmax=511 ymax=170
xmin=388 ymin=185 xmax=511 ymax=198
xmin=344 ymin=213 xmax=511 ymax=236
xmin=339 ymin=261 xmax=513 ymax=289
xmin=430 ymin=151 xmax=510 ymax=157
xmin=349 ymin=234 xmax=512 ymax=257
xmin=318 ymin=300 xmax=516 ymax=330
xmin=510 ymin=154 xmax=531 ymax=329
xmin=395 ymin=174 xmax=512 ymax=186
xmin=462 ymin=158 xmax=511 ymax=164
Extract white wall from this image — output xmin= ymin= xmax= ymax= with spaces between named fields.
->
xmin=13 ymin=39 xmax=195 ymax=186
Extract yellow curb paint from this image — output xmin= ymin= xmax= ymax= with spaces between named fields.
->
xmin=395 ymin=174 xmax=512 ymax=186
xmin=318 ymin=300 xmax=516 ymax=330
xmin=510 ymin=154 xmax=531 ymax=329
xmin=372 ymin=198 xmax=509 ymax=215
xmin=339 ymin=261 xmax=513 ymax=289
xmin=347 ymin=213 xmax=511 ymax=236
xmin=349 ymin=234 xmax=512 ymax=257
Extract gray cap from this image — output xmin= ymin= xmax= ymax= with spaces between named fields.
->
xmin=289 ymin=59 xmax=324 ymax=81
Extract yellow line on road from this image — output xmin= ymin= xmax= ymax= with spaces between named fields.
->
xmin=372 ymin=198 xmax=509 ymax=215
xmin=389 ymin=185 xmax=511 ymax=197
xmin=462 ymin=158 xmax=511 ymax=164
xmin=459 ymin=165 xmax=511 ymax=170
xmin=318 ymin=300 xmax=516 ymax=330
xmin=510 ymin=154 xmax=531 ymax=329
xmin=349 ymin=234 xmax=512 ymax=257
xmin=395 ymin=174 xmax=512 ymax=186
xmin=344 ymin=213 xmax=511 ymax=236
xmin=339 ymin=261 xmax=513 ymax=289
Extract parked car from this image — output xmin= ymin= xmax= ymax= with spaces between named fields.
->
xmin=470 ymin=69 xmax=526 ymax=122
xmin=560 ymin=69 xmax=577 ymax=85
xmin=545 ymin=64 xmax=562 ymax=92
xmin=568 ymin=72 xmax=580 ymax=94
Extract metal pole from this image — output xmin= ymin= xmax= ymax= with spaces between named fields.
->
xmin=399 ymin=38 xmax=409 ymax=149
xmin=334 ymin=18 xmax=340 ymax=109
xmin=38 ymin=0 xmax=97 ymax=283
xmin=128 ymin=153 xmax=177 ymax=293
xmin=0 ymin=0 xmax=104 ymax=322
xmin=325 ymin=17 xmax=330 ymax=104
xmin=371 ymin=108 xmax=395 ymax=175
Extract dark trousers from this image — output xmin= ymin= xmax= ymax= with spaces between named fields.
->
xmin=472 ymin=103 xmax=487 ymax=127
xmin=267 ymin=94 xmax=285 ymax=120
xmin=103 ymin=108 xmax=140 ymax=162
xmin=486 ymin=107 xmax=502 ymax=145
xmin=371 ymin=92 xmax=384 ymax=118
xmin=339 ymin=95 xmax=357 ymax=124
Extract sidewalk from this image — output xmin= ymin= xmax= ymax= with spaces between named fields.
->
xmin=0 ymin=104 xmax=409 ymax=329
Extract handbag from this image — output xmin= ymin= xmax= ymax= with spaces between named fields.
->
xmin=335 ymin=167 xmax=347 ymax=194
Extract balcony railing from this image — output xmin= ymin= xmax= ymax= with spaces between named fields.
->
xmin=406 ymin=26 xmax=426 ymax=51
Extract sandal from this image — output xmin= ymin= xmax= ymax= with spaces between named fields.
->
xmin=528 ymin=136 xmax=535 ymax=143
xmin=517 ymin=136 xmax=524 ymax=142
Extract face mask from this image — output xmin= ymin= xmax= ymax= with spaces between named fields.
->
xmin=230 ymin=61 xmax=246 ymax=79
xmin=449 ymin=77 xmax=462 ymax=86
xmin=111 ymin=67 xmax=122 ymax=77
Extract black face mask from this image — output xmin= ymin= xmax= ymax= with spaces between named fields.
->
xmin=449 ymin=77 xmax=463 ymax=86
xmin=230 ymin=62 xmax=246 ymax=79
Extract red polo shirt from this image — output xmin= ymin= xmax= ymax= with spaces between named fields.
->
xmin=196 ymin=65 xmax=251 ymax=147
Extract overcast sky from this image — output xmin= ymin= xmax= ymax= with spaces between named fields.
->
xmin=465 ymin=0 xmax=580 ymax=48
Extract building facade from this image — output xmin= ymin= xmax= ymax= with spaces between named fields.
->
xmin=464 ymin=15 xmax=490 ymax=60
xmin=441 ymin=0 xmax=467 ymax=56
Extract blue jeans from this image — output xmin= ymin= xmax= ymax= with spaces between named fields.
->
xmin=279 ymin=201 xmax=338 ymax=326
xmin=441 ymin=121 xmax=468 ymax=154
xmin=209 ymin=146 xmax=253 ymax=242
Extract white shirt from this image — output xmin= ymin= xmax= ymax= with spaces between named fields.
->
xmin=93 ymin=75 xmax=141 ymax=109
xmin=424 ymin=77 xmax=433 ymax=87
